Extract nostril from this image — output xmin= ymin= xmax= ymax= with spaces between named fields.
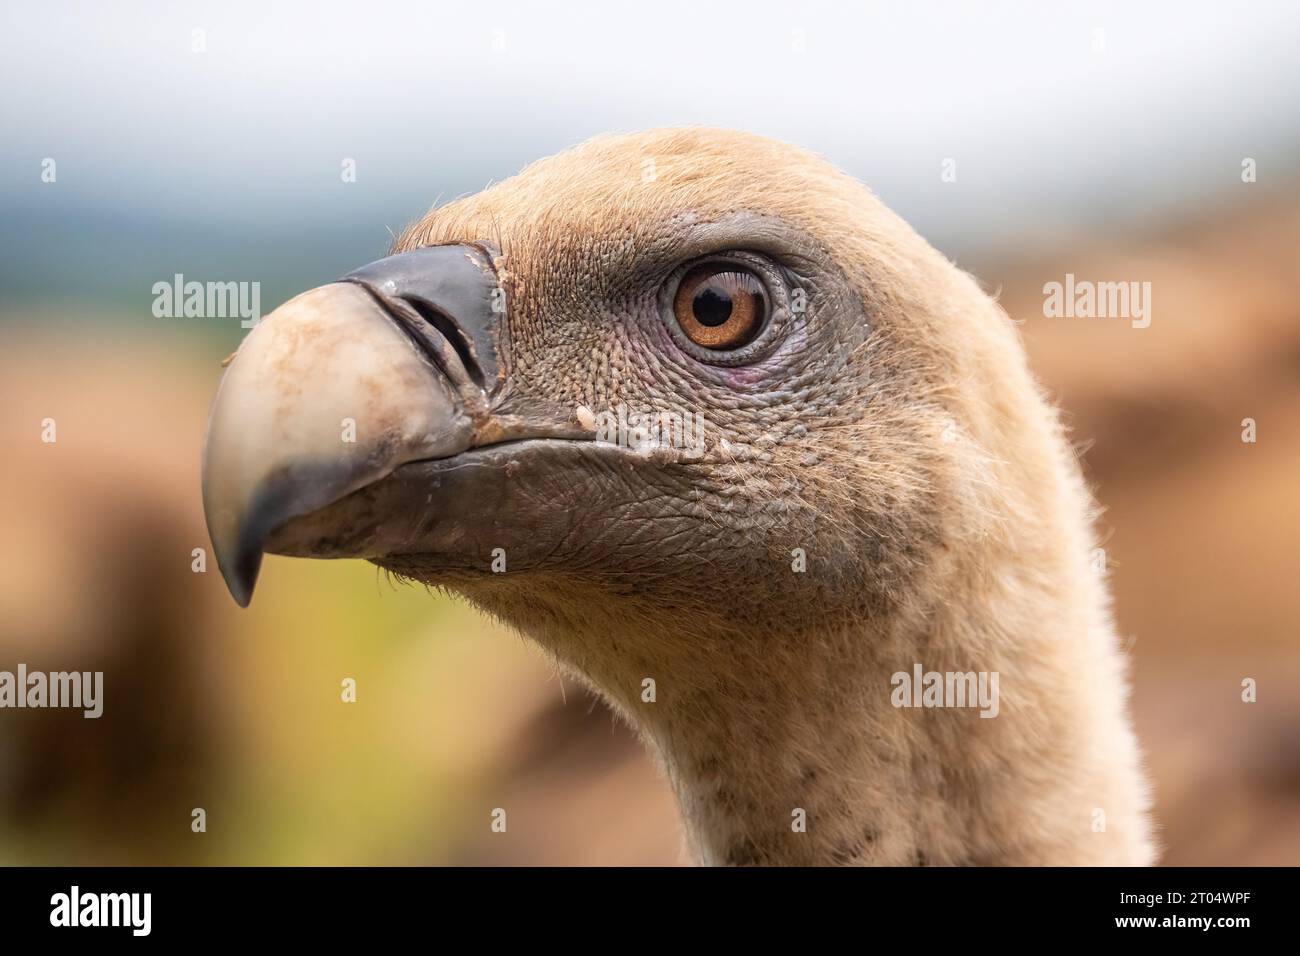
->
xmin=338 ymin=243 xmax=503 ymax=389
xmin=398 ymin=295 xmax=486 ymax=390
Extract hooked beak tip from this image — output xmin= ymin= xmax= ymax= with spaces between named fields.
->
xmin=207 ymin=506 xmax=262 ymax=607
xmin=224 ymin=554 xmax=258 ymax=609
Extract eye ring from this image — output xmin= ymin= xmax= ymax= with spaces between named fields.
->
xmin=672 ymin=264 xmax=769 ymax=351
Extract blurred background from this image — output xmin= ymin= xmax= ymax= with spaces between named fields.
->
xmin=1 ymin=0 xmax=1297 ymax=864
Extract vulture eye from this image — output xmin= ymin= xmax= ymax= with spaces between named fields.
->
xmin=672 ymin=265 xmax=769 ymax=351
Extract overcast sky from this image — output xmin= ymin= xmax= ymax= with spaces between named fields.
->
xmin=3 ymin=0 xmax=1298 ymax=303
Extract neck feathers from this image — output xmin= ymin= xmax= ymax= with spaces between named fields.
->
xmin=467 ymin=545 xmax=1152 ymax=866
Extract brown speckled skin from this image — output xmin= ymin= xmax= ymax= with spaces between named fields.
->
xmin=375 ymin=128 xmax=1153 ymax=865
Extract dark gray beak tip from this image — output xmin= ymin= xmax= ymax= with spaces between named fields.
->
xmin=209 ymin=518 xmax=261 ymax=608
xmin=223 ymin=548 xmax=260 ymax=609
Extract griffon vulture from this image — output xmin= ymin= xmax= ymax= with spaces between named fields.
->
xmin=202 ymin=128 xmax=1153 ymax=866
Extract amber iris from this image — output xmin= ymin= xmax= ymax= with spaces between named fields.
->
xmin=672 ymin=265 xmax=768 ymax=350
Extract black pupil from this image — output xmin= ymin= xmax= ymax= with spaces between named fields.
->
xmin=693 ymin=286 xmax=733 ymax=327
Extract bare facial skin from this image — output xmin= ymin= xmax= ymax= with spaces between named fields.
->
xmin=203 ymin=128 xmax=1153 ymax=866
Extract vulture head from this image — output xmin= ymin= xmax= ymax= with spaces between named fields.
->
xmin=203 ymin=128 xmax=1152 ymax=866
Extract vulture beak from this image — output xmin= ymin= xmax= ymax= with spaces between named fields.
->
xmin=201 ymin=243 xmax=587 ymax=607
